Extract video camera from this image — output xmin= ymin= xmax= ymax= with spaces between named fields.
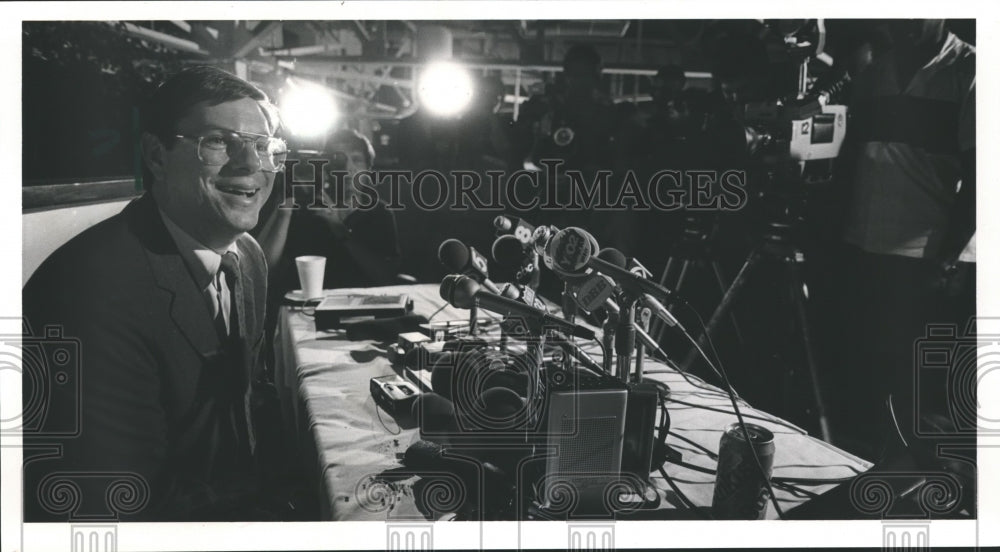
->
xmin=720 ymin=20 xmax=849 ymax=169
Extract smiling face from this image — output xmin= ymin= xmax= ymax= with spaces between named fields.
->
xmin=149 ymin=97 xmax=277 ymax=249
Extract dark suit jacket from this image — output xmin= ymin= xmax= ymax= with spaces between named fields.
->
xmin=23 ymin=192 xmax=268 ymax=521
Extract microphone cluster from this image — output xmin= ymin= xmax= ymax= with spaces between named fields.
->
xmin=395 ymin=220 xmax=687 ymax=519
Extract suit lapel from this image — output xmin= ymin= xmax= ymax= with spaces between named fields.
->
xmin=128 ymin=194 xmax=223 ymax=359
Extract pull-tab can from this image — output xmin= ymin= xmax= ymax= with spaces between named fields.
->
xmin=711 ymin=422 xmax=775 ymax=519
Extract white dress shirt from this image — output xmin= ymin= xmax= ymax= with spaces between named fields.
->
xmin=159 ymin=210 xmax=241 ymax=335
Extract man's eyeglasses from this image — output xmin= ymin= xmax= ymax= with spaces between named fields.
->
xmin=175 ymin=131 xmax=288 ymax=172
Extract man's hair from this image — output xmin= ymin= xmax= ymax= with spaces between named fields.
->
xmin=143 ymin=65 xmax=278 ymax=146
xmin=326 ymin=128 xmax=376 ymax=168
xmin=140 ymin=65 xmax=279 ymax=189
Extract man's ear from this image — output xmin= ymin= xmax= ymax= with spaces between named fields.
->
xmin=140 ymin=132 xmax=167 ymax=183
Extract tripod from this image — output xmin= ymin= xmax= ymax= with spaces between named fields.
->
xmin=650 ymin=214 xmax=743 ymax=345
xmin=680 ymin=210 xmax=833 ymax=443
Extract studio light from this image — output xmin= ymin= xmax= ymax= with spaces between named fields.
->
xmin=418 ymin=61 xmax=474 ymax=117
xmin=279 ymin=79 xmax=339 ymax=140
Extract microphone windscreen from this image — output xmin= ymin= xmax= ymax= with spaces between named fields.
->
xmin=596 ymin=247 xmax=628 ymax=268
xmin=402 ymin=439 xmax=444 ymax=470
xmin=499 ymin=283 xmax=522 ymax=300
xmin=477 ymin=387 xmax=528 ymax=431
xmin=438 ymin=239 xmax=470 ymax=272
xmin=411 ymin=392 xmax=459 ymax=440
xmin=493 ymin=216 xmax=514 ymax=232
xmin=440 ymin=274 xmax=479 ymax=309
xmin=343 ymin=314 xmax=429 ymax=341
xmin=548 ymin=227 xmax=595 ymax=274
xmin=491 ymin=235 xmax=524 ymax=268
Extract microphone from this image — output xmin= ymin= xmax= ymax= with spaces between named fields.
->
xmin=401 ymin=440 xmax=511 ymax=491
xmin=440 ymin=274 xmax=596 ymax=340
xmin=438 ymin=239 xmax=514 ymax=298
xmin=547 ymin=227 xmax=673 ymax=303
xmin=412 ymin=392 xmax=460 ymax=441
xmin=491 ymin=235 xmax=526 ymax=271
xmin=598 ymin=249 xmax=683 ymax=330
xmin=537 ymin=244 xmax=667 ymax=359
xmin=492 ymin=235 xmax=542 ymax=295
xmin=493 ymin=215 xmax=536 ymax=246
xmin=493 ymin=216 xmax=514 ymax=232
xmin=566 ymin=271 xmax=617 ymax=314
xmin=548 ymin=330 xmax=605 ymax=374
xmin=530 ymin=225 xmax=560 ymax=258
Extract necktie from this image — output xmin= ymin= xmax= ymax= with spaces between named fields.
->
xmin=218 ymin=251 xmax=255 ymax=457
xmin=219 ymin=252 xmax=243 ymax=339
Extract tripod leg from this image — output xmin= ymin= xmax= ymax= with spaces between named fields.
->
xmin=681 ymin=249 xmax=761 ymax=372
xmin=659 ymin=256 xmax=677 ymax=288
xmin=676 ymin=259 xmax=691 ymax=291
xmin=710 ymin=261 xmax=744 ymax=346
xmin=787 ymin=263 xmax=833 ymax=443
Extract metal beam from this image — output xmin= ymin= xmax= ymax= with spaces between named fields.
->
xmin=353 ymin=20 xmax=371 ymax=42
xmin=272 ymin=56 xmax=710 ymax=79
xmin=264 ymin=44 xmax=338 ymax=57
xmin=232 ymin=21 xmax=281 ymax=59
xmin=117 ymin=22 xmax=209 ymax=56
xmin=306 ymin=21 xmax=341 ymax=48
xmin=294 ymin=63 xmax=415 ymax=88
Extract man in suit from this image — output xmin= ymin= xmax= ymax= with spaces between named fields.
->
xmin=23 ymin=66 xmax=288 ymax=520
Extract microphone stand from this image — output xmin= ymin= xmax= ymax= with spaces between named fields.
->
xmin=559 ymin=282 xmax=580 ymax=374
xmin=521 ymin=325 xmax=546 ymax=433
xmin=634 ymin=306 xmax=651 ymax=382
xmin=519 ymin=251 xmax=541 ymax=293
xmin=602 ymin=309 xmax=618 ymax=375
xmin=469 ymin=298 xmax=480 ymax=337
xmin=561 ymin=282 xmax=577 ymax=323
xmin=615 ymin=298 xmax=637 ymax=381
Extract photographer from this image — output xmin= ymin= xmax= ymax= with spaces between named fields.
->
xmin=255 ymin=128 xmax=402 ymax=293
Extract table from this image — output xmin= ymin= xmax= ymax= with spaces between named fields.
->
xmin=274 ymin=284 xmax=873 ymax=521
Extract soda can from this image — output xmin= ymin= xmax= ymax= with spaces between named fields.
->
xmin=711 ymin=422 xmax=775 ymax=520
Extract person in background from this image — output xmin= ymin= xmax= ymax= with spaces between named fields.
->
xmin=651 ymin=64 xmax=688 ymax=117
xmin=255 ymin=128 xmax=402 ymax=294
xmin=838 ymin=19 xmax=975 ymax=456
xmin=513 ymin=44 xmax=619 ymax=175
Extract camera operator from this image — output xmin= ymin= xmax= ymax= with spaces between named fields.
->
xmin=512 ymin=44 xmax=625 ymax=248
xmin=838 ymin=20 xmax=975 ymax=453
xmin=513 ymin=44 xmax=619 ymax=174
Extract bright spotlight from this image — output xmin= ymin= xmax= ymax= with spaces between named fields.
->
xmin=279 ymin=80 xmax=339 ymax=139
xmin=418 ymin=62 xmax=473 ymax=117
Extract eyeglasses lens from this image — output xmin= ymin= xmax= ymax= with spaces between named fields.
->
xmin=198 ymin=134 xmax=287 ymax=171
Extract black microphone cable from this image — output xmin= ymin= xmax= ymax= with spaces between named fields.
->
xmin=663 ymin=300 xmax=787 ymax=519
